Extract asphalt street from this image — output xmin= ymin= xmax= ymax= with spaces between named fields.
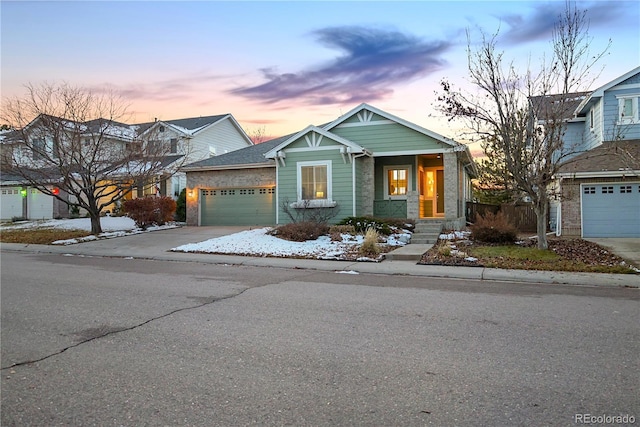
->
xmin=1 ymin=251 xmax=638 ymax=426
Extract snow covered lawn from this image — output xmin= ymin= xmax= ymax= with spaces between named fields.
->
xmin=172 ymin=227 xmax=411 ymax=262
xmin=0 ymin=217 xmax=178 ymax=245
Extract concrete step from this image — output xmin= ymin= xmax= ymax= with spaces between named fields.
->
xmin=411 ymin=235 xmax=439 ymax=244
xmin=385 ymin=244 xmax=433 ymax=261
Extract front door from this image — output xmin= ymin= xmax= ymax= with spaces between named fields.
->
xmin=419 ymin=167 xmax=444 ymax=217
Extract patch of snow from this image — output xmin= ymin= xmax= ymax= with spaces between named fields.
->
xmin=336 ymin=270 xmax=359 ymax=275
xmin=439 ymin=230 xmax=470 ymax=240
xmin=465 ymin=256 xmax=478 ymax=262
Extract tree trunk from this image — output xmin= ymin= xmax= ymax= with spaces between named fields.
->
xmin=534 ymin=194 xmax=549 ymax=250
xmin=89 ymin=213 xmax=103 ymax=235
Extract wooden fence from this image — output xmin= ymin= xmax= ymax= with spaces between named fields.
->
xmin=466 ymin=202 xmax=538 ymax=232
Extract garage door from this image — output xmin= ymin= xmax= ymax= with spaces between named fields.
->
xmin=582 ymin=183 xmax=640 ymax=237
xmin=27 ymin=188 xmax=54 ymax=220
xmin=1 ymin=187 xmax=24 ymax=220
xmin=201 ymin=187 xmax=275 ymax=226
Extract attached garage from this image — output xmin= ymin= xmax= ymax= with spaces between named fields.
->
xmin=582 ymin=183 xmax=640 ymax=237
xmin=200 ymin=187 xmax=275 ymax=226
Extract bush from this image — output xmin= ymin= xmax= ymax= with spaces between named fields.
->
xmin=337 ymin=216 xmax=392 ymax=235
xmin=175 ymin=188 xmax=186 ymax=222
xmin=123 ymin=196 xmax=177 ymax=229
xmin=359 ymin=227 xmax=381 ymax=257
xmin=470 ymin=211 xmax=517 ymax=244
xmin=268 ymin=221 xmax=330 ymax=242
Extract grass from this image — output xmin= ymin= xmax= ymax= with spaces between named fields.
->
xmin=465 ymin=244 xmax=635 ymax=274
xmin=0 ymin=228 xmax=91 ymax=244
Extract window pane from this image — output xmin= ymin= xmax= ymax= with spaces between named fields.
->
xmin=621 ymin=99 xmax=633 ymax=117
xmin=301 ymin=165 xmax=327 ymax=200
xmin=388 ymin=169 xmax=408 ymax=196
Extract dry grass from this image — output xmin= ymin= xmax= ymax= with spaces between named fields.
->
xmin=0 ymin=228 xmax=91 ymax=244
xmin=421 ymin=236 xmax=639 ymax=274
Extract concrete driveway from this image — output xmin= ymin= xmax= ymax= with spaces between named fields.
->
xmin=585 ymin=238 xmax=640 ymax=267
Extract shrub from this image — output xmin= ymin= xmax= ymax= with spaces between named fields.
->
xmin=359 ymin=227 xmax=381 ymax=257
xmin=175 ymin=188 xmax=186 ymax=222
xmin=123 ymin=196 xmax=176 ymax=229
xmin=337 ymin=216 xmax=392 ymax=235
xmin=470 ymin=211 xmax=517 ymax=244
xmin=268 ymin=221 xmax=329 ymax=242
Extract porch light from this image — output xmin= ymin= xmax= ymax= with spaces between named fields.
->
xmin=188 ymin=189 xmax=194 ymax=197
xmin=52 ymin=187 xmax=60 ymax=195
xmin=20 ymin=189 xmax=27 ymax=197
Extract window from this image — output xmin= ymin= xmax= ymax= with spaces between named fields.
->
xmin=295 ymin=161 xmax=334 ymax=207
xmin=618 ymin=96 xmax=639 ymax=124
xmin=159 ymin=125 xmax=165 ymax=132
xmin=301 ymin=165 xmax=327 ymax=199
xmin=32 ymin=138 xmax=45 ymax=160
xmin=601 ymin=186 xmax=614 ymax=194
xmin=583 ymin=186 xmax=596 ymax=194
xmin=620 ymin=185 xmax=632 ymax=193
xmin=170 ymin=138 xmax=178 ymax=153
xmin=384 ymin=166 xmax=411 ymax=199
xmin=589 ymin=108 xmax=594 ymax=130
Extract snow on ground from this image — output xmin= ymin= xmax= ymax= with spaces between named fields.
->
xmin=172 ymin=227 xmax=410 ymax=261
xmin=0 ymin=217 xmax=178 ymax=245
xmin=1 ymin=218 xmax=410 ymax=261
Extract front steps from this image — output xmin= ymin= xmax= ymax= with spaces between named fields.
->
xmin=385 ymin=220 xmax=444 ymax=262
xmin=411 ymin=220 xmax=444 ymax=244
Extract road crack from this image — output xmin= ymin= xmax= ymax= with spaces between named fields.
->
xmin=1 ymin=287 xmax=251 ymax=371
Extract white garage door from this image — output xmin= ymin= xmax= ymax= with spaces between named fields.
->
xmin=27 ymin=188 xmax=54 ymax=220
xmin=1 ymin=187 xmax=24 ymax=220
xmin=582 ymin=183 xmax=640 ymax=237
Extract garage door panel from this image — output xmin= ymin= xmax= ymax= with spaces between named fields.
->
xmin=582 ymin=183 xmax=640 ymax=237
xmin=201 ymin=187 xmax=275 ymax=226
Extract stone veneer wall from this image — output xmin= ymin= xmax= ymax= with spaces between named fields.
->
xmin=185 ymin=167 xmax=276 ymax=226
xmin=443 ymin=152 xmax=459 ymax=220
xmin=360 ymin=156 xmax=375 ymax=216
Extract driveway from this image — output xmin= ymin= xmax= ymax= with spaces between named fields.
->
xmin=585 ymin=238 xmax=640 ymax=267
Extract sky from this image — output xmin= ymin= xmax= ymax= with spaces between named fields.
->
xmin=2 ymin=1 xmax=639 ymax=151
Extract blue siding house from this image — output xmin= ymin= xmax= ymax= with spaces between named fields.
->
xmin=555 ymin=66 xmax=640 ymax=237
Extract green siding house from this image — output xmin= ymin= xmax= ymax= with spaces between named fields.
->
xmin=183 ymin=104 xmax=476 ymax=228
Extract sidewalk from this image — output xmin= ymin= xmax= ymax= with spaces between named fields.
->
xmin=2 ymin=227 xmax=638 ymax=288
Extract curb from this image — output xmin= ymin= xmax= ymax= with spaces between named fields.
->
xmin=2 ymin=242 xmax=638 ymax=289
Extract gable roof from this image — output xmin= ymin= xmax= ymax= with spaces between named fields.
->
xmin=263 ymin=125 xmax=367 ymax=159
xmin=576 ymin=66 xmax=640 ymax=116
xmin=530 ymin=92 xmax=590 ymax=122
xmin=134 ymin=114 xmax=253 ymax=145
xmin=324 ymin=103 xmax=459 ymax=147
xmin=181 ymin=135 xmax=288 ymax=171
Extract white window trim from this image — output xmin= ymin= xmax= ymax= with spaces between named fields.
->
xmin=383 ymin=165 xmax=412 ymax=200
xmin=617 ymin=95 xmax=639 ymax=125
xmin=293 ymin=160 xmax=334 ymax=208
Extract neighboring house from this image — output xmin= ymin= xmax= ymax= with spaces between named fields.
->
xmin=0 ymin=113 xmax=252 ymax=220
xmin=0 ymin=116 xmax=134 ymax=220
xmin=554 ymin=66 xmax=640 ymax=237
xmin=183 ymin=104 xmax=476 ymax=228
xmin=133 ymin=114 xmax=253 ymax=198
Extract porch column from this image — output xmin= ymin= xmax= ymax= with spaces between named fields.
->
xmin=443 ymin=152 xmax=459 ymax=219
xmin=360 ymin=156 xmax=374 ymax=216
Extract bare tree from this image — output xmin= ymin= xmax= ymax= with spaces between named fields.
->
xmin=437 ymin=1 xmax=609 ymax=249
xmin=247 ymin=125 xmax=268 ymax=144
xmin=1 ymin=82 xmax=184 ymax=234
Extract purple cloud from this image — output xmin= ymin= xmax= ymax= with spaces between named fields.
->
xmin=230 ymin=26 xmax=451 ymax=105
xmin=497 ymin=1 xmax=627 ymax=44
